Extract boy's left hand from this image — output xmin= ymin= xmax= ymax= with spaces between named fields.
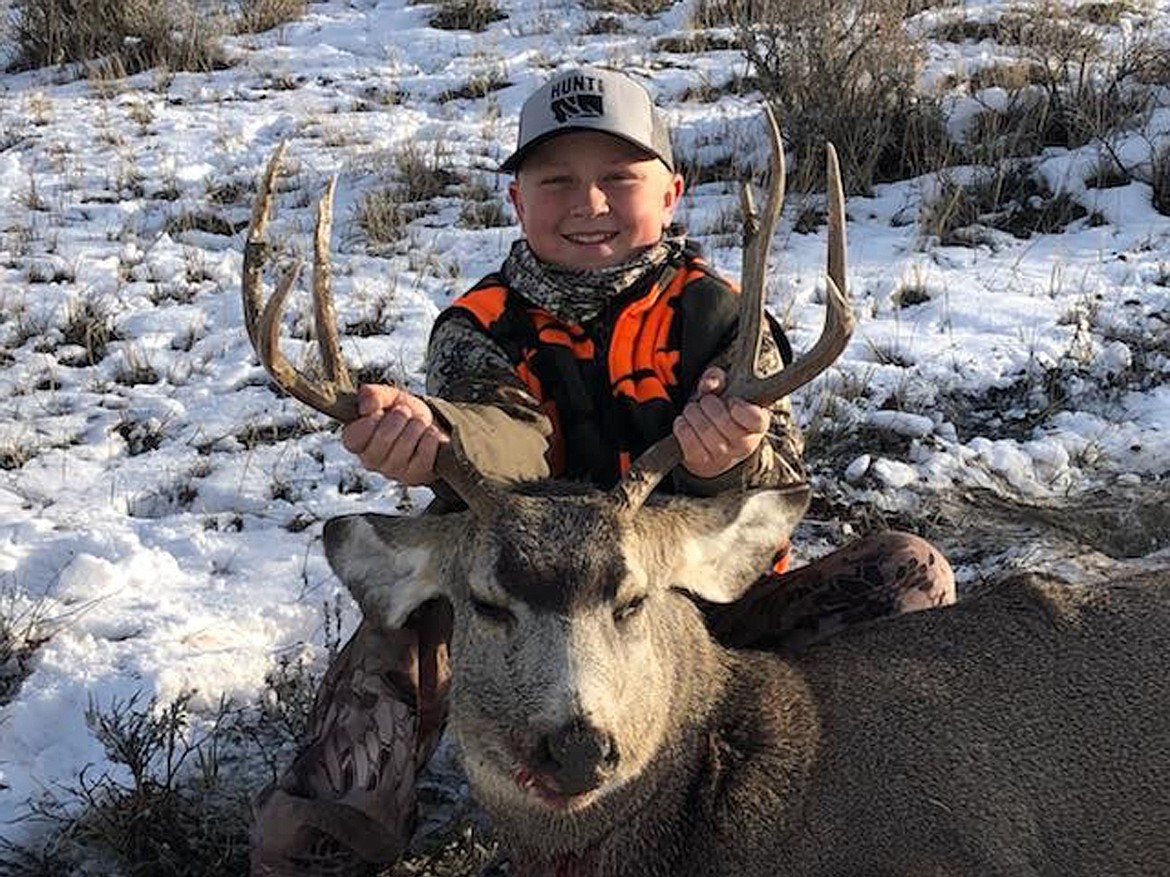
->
xmin=674 ymin=367 xmax=769 ymax=479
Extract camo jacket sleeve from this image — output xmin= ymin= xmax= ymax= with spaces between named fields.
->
xmin=422 ymin=315 xmax=555 ymax=489
xmin=424 ymin=311 xmax=806 ymax=496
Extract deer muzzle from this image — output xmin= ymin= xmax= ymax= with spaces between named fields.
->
xmin=526 ymin=717 xmax=619 ymax=802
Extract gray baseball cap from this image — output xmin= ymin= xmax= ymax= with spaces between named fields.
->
xmin=500 ymin=68 xmax=674 ymax=173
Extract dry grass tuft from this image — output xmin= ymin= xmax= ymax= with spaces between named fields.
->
xmin=235 ymin=0 xmax=308 ymax=34
xmin=428 ymin=0 xmax=506 ymax=32
xmin=6 ymin=0 xmax=311 ymax=73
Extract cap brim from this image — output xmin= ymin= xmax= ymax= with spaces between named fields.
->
xmin=499 ymin=127 xmax=672 ymax=174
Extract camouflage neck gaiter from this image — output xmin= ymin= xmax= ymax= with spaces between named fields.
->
xmin=501 ymin=235 xmax=686 ymax=325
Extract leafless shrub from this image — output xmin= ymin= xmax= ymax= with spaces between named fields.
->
xmin=230 ymin=417 xmax=326 ymax=451
xmin=393 ymin=141 xmax=464 ymax=202
xmin=355 ymin=189 xmax=426 ymax=247
xmin=436 ymin=70 xmax=510 ymax=103
xmin=676 ymin=152 xmax=747 ymax=188
xmin=458 ymin=177 xmax=512 ymax=229
xmin=355 ymin=141 xmax=464 ymax=246
xmin=255 ymin=601 xmax=342 ymax=747
xmin=113 ymin=413 xmax=169 ymax=455
xmin=1152 ymin=143 xmax=1170 ymax=217
xmin=689 ymin=0 xmax=756 ymax=27
xmin=35 ymin=692 xmax=250 ymax=874
xmin=920 ymin=164 xmax=1090 ymax=245
xmin=128 ymin=477 xmax=200 ymax=518
xmin=654 ymin=31 xmax=738 ymax=53
xmin=1083 ymin=156 xmax=1130 ymax=189
xmin=892 ymin=277 xmax=932 ymax=308
xmin=345 ymin=296 xmax=401 ymax=337
xmin=965 ymin=60 xmax=1046 ymax=92
xmin=0 ymin=606 xmax=350 ymax=874
xmin=429 ymin=0 xmax=506 ymax=31
xmin=459 ymin=198 xmax=511 ymax=229
xmin=163 ymin=210 xmax=240 ymax=238
xmin=0 ymin=442 xmax=37 ymax=471
xmin=6 ymin=0 xmax=230 ymax=74
xmin=584 ymin=14 xmax=625 ymax=33
xmin=722 ymin=0 xmax=952 ymax=194
xmin=949 ymin=2 xmax=1159 ymax=164
xmin=1072 ymin=0 xmax=1144 ymax=25
xmin=676 ymin=71 xmax=758 ymax=103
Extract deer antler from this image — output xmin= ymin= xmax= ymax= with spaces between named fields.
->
xmin=612 ymin=106 xmax=855 ymax=514
xmin=241 ymin=146 xmax=498 ymax=517
xmin=243 ymin=143 xmax=360 ymax=422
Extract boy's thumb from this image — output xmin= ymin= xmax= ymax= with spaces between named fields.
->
xmin=700 ymin=367 xmax=726 ymax=395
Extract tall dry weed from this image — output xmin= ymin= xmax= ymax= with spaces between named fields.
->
xmin=7 ymin=0 xmax=230 ymax=73
xmin=703 ymin=0 xmax=952 ymax=195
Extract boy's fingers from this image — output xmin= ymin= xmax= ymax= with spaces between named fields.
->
xmin=673 ymin=418 xmax=712 ymax=468
xmin=383 ymin=417 xmax=430 ymax=479
xmin=403 ymin=430 xmax=444 ymax=485
xmin=341 ymin=412 xmax=380 ymax=454
xmin=360 ymin=409 xmax=409 ymax=472
xmin=357 ymin=383 xmax=400 ymax=417
xmin=727 ymin=397 xmax=770 ymax=434
xmin=694 ymin=395 xmax=742 ymax=444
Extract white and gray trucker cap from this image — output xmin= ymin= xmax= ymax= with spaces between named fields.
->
xmin=500 ymin=68 xmax=674 ymax=173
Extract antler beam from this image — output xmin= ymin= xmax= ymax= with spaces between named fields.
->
xmin=613 ymin=106 xmax=856 ymax=514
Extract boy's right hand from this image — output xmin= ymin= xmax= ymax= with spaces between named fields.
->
xmin=341 ymin=384 xmax=449 ymax=486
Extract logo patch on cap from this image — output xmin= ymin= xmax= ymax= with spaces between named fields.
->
xmin=548 ymin=74 xmax=605 ymax=124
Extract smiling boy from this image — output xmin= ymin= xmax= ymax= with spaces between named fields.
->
xmin=251 ymin=68 xmax=955 ymax=877
xmin=341 ymin=69 xmax=783 ymax=494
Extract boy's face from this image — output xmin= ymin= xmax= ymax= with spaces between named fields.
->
xmin=508 ymin=131 xmax=684 ymax=271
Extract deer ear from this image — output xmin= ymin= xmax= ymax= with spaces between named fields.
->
xmin=667 ymin=486 xmax=811 ymax=604
xmin=323 ymin=513 xmax=469 ymax=629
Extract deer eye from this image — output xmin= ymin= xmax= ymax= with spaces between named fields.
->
xmin=470 ymin=593 xmax=516 ymax=626
xmin=613 ymin=595 xmax=646 ymax=625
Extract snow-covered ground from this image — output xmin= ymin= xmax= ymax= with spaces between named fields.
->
xmin=0 ymin=0 xmax=1167 ymax=853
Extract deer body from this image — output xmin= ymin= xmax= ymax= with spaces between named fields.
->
xmin=325 ymin=489 xmax=1170 ymax=877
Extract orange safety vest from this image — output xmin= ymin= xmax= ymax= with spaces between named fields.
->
xmin=437 ymin=246 xmax=777 ymax=486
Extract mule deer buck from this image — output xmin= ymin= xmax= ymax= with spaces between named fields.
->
xmin=243 ymin=114 xmax=1170 ymax=876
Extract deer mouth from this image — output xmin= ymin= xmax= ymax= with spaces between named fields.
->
xmin=514 ymin=765 xmax=602 ymax=812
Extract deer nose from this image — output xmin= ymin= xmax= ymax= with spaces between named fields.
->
xmin=542 ymin=718 xmax=619 ymax=795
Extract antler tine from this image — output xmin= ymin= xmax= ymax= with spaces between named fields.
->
xmin=312 ymin=176 xmax=354 ymax=392
xmin=728 ymin=102 xmax=785 ymax=391
xmin=243 ymin=141 xmax=287 ymax=350
xmin=613 ymin=112 xmax=855 ymax=515
xmin=242 ymin=146 xmax=359 ymax=423
xmin=727 ymin=141 xmax=853 ymax=406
